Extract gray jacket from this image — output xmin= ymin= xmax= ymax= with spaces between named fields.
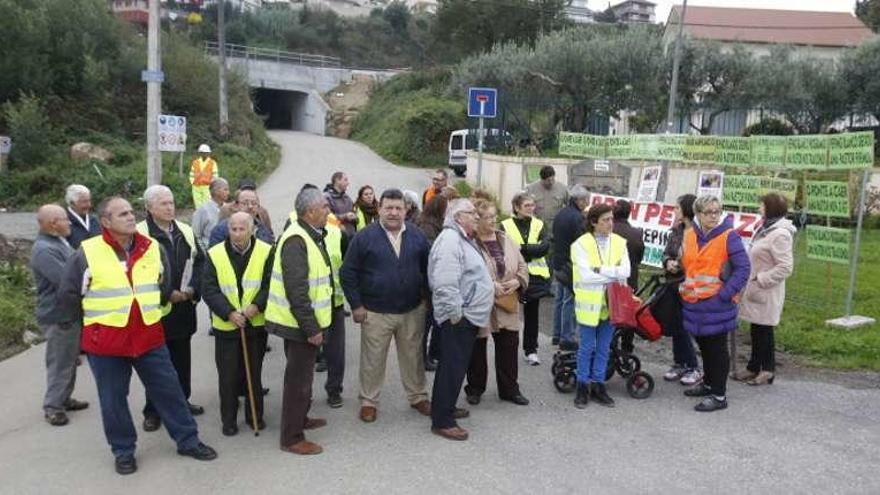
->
xmin=30 ymin=234 xmax=75 ymax=325
xmin=428 ymin=221 xmax=494 ymax=328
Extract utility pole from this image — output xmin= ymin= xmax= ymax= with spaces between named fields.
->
xmin=146 ymin=0 xmax=162 ymax=187
xmin=657 ymin=0 xmax=688 ymax=202
xmin=218 ymin=0 xmax=229 ymax=138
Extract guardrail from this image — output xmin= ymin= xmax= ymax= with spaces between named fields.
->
xmin=204 ymin=41 xmax=343 ymax=68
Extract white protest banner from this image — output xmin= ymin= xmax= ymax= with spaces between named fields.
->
xmin=158 ymin=114 xmax=187 ymax=152
xmin=697 ymin=170 xmax=724 ymax=200
xmin=590 ymin=193 xmax=762 ymax=268
xmin=636 ymin=165 xmax=661 ymax=202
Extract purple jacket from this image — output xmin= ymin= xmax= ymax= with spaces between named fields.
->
xmin=682 ymin=216 xmax=751 ymax=337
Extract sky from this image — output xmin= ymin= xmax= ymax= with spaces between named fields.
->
xmin=588 ymin=0 xmax=857 ymax=23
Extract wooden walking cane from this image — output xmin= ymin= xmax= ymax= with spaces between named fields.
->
xmin=238 ymin=322 xmax=260 ymax=437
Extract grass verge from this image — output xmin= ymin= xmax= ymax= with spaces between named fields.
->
xmin=0 ymin=261 xmax=36 ymax=360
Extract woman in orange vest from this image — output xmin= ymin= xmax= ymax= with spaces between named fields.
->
xmin=679 ymin=194 xmax=750 ymax=412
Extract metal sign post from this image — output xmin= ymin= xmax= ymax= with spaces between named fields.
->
xmin=467 ymin=87 xmax=497 ymax=188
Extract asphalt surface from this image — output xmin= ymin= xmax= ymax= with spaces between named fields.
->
xmin=1 ymin=132 xmax=879 ymax=494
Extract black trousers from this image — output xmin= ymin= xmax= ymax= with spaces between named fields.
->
xmin=144 ymin=336 xmax=191 ymax=418
xmin=522 ymin=299 xmax=540 ymax=355
xmin=465 ymin=331 xmax=521 ymax=399
xmin=431 ymin=319 xmax=477 ymax=430
xmin=694 ymin=332 xmax=729 ymax=397
xmin=422 ymin=307 xmax=441 ymax=362
xmin=747 ymin=323 xmax=776 ymax=373
xmin=324 ymin=307 xmax=346 ymax=395
xmin=214 ymin=330 xmax=267 ymax=429
xmin=281 ymin=339 xmax=317 ymax=447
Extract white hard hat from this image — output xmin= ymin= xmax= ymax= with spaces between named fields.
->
xmin=198 ymin=144 xmax=211 ymax=153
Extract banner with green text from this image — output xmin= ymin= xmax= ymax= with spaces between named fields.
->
xmin=805 ymin=181 xmax=850 ymax=218
xmin=806 ymin=225 xmax=851 ymax=265
xmin=723 ymin=175 xmax=798 ymax=207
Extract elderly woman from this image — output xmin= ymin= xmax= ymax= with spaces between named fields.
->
xmin=680 ymin=195 xmax=750 ymax=412
xmin=428 ymin=199 xmax=494 ymax=441
xmin=403 ymin=190 xmax=421 ymax=223
xmin=464 ymin=199 xmax=530 ymax=407
xmin=354 ymin=185 xmax=379 ymax=231
xmin=659 ymin=194 xmax=702 ymax=386
xmin=570 ymin=203 xmax=630 ymax=409
xmin=500 ymin=192 xmax=551 ymax=366
xmin=736 ymin=193 xmax=795 ymax=386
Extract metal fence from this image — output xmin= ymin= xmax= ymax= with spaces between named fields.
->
xmin=203 ymin=41 xmax=343 ymax=69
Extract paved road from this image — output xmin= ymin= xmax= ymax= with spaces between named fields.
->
xmin=1 ymin=132 xmax=879 ymax=494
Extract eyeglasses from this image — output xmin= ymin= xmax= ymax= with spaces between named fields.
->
xmin=701 ymin=209 xmax=722 ymax=216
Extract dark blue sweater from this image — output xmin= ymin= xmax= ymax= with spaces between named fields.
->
xmin=340 ymin=221 xmax=430 ymax=314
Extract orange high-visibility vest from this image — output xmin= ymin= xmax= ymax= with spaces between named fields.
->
xmin=190 ymin=157 xmax=217 ymax=186
xmin=679 ymin=228 xmax=730 ymax=303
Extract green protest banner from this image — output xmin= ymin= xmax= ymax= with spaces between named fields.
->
xmin=828 ymin=131 xmax=875 ymax=170
xmin=805 ymin=181 xmax=850 ymax=218
xmin=684 ymin=135 xmax=717 ymax=164
xmin=657 ymin=134 xmax=686 ymax=162
xmin=785 ymin=135 xmax=828 ymax=170
xmin=606 ymin=135 xmax=635 ymax=160
xmin=759 ymin=177 xmax=798 ymax=205
xmin=723 ymin=175 xmax=761 ymax=206
xmin=750 ymin=136 xmax=786 ymax=168
xmin=806 ymin=225 xmax=851 ymax=264
xmin=632 ymin=134 xmax=660 ymax=160
xmin=558 ymin=132 xmax=605 ymax=158
xmin=715 ymin=137 xmax=751 ymax=167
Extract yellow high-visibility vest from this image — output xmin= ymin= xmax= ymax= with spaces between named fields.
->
xmin=288 ymin=211 xmax=343 ymax=308
xmin=571 ymin=233 xmax=627 ymax=327
xmin=501 ymin=217 xmax=550 ymax=279
xmin=207 ymin=239 xmax=272 ymax=331
xmin=355 ymin=207 xmax=368 ymax=231
xmin=80 ymin=236 xmax=164 ymax=327
xmin=136 ymin=220 xmax=197 ymax=316
xmin=265 ymin=223 xmax=333 ymax=329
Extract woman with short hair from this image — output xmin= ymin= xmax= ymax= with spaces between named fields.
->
xmin=679 ymin=195 xmax=750 ymax=412
xmin=736 ymin=193 xmax=795 ymax=386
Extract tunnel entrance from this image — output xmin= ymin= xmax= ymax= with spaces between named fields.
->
xmin=254 ymin=88 xmax=310 ymax=131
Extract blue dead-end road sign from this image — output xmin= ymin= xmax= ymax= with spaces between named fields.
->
xmin=468 ymin=87 xmax=497 ymax=118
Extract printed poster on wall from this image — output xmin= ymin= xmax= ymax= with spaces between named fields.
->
xmin=636 ymin=165 xmax=662 ymax=202
xmin=697 ymin=170 xmax=725 ymax=200
xmin=805 ymin=181 xmax=851 ymax=218
xmin=590 ymin=193 xmax=762 ymax=268
xmin=806 ymin=225 xmax=851 ymax=265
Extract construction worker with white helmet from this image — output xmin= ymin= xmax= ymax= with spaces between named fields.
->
xmin=190 ymin=144 xmax=219 ymax=209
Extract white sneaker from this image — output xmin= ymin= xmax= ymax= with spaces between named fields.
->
xmin=680 ymin=369 xmax=703 ymax=386
xmin=526 ymin=353 xmax=541 ymax=366
xmin=663 ymin=365 xmax=685 ymax=382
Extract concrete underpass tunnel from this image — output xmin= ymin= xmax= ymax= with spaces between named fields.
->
xmin=254 ymin=88 xmax=310 ymax=131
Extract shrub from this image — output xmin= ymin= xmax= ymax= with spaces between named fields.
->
xmin=743 ymin=118 xmax=795 ymax=136
xmin=0 ymin=261 xmax=36 ymax=355
xmin=2 ymin=93 xmax=56 ymax=167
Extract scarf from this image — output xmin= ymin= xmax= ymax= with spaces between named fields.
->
xmin=356 ymin=199 xmax=379 ymax=223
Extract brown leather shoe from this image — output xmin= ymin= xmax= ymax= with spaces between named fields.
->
xmin=304 ymin=417 xmax=327 ymax=430
xmin=281 ymin=440 xmax=323 ymax=455
xmin=731 ymin=370 xmax=758 ymax=382
xmin=453 ymin=407 xmax=470 ymax=419
xmin=432 ymin=426 xmax=469 ymax=441
xmin=410 ymin=400 xmax=431 ymax=416
xmin=359 ymin=406 xmax=377 ymax=423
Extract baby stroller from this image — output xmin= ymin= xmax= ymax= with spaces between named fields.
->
xmin=551 ymin=275 xmax=666 ymax=399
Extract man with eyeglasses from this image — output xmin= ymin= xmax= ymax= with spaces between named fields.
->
xmin=209 ymin=189 xmax=275 ymax=248
xmin=422 ymin=169 xmax=449 ymax=207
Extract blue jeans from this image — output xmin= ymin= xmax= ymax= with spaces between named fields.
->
xmin=576 ymin=320 xmax=614 ymax=384
xmin=553 ymin=280 xmax=576 ymax=344
xmin=87 ymin=345 xmax=200 ymax=458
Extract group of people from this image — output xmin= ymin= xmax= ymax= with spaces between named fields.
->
xmin=27 ymin=160 xmax=796 ymax=474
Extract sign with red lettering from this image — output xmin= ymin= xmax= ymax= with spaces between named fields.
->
xmin=589 ymin=193 xmax=762 ymax=268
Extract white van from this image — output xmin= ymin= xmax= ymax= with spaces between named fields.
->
xmin=447 ymin=128 xmax=512 ymax=177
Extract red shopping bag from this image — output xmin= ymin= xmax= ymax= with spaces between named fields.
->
xmin=606 ymin=282 xmax=639 ymax=329
xmin=635 ymin=304 xmax=663 ymax=341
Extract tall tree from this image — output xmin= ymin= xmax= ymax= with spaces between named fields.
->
xmin=856 ymin=0 xmax=880 ymax=32
xmin=842 ymin=38 xmax=880 ymax=123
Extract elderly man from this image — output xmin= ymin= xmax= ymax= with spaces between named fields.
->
xmin=210 ymin=188 xmax=274 ymax=247
xmin=341 ymin=189 xmax=432 ymax=424
xmin=552 ymin=184 xmax=590 ymax=350
xmin=422 ymin=169 xmax=448 ymax=207
xmin=58 ymin=197 xmax=216 ymax=475
xmin=190 ymin=144 xmax=218 ymax=209
xmin=219 ymin=179 xmax=275 ymax=236
xmin=64 ymin=184 xmax=101 ymax=249
xmin=526 ymin=166 xmax=569 ymax=237
xmin=31 ymin=204 xmax=88 ymax=426
xmin=428 ymin=199 xmax=494 ymax=441
xmin=265 ymin=188 xmax=334 ymax=456
xmin=192 ymin=178 xmax=229 ymax=249
xmin=138 ymin=185 xmax=206 ymax=431
xmin=324 ymin=171 xmax=357 ymax=237
xmin=202 ymin=212 xmax=272 ymax=436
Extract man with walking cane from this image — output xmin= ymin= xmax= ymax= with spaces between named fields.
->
xmin=202 ymin=212 xmax=272 ymax=436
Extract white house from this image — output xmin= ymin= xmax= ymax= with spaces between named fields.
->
xmin=611 ymin=0 xmax=656 ymax=24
